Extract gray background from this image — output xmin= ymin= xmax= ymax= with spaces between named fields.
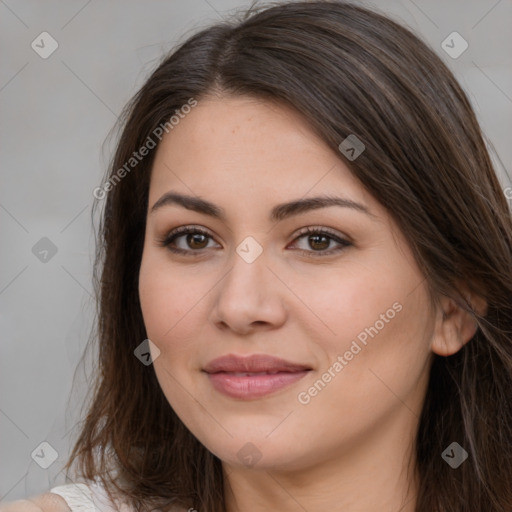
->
xmin=1 ymin=0 xmax=511 ymax=502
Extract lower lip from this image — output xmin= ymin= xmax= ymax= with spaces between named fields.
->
xmin=206 ymin=371 xmax=310 ymax=399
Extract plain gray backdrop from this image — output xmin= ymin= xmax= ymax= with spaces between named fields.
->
xmin=1 ymin=0 xmax=511 ymax=502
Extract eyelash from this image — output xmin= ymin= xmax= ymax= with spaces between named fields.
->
xmin=157 ymin=225 xmax=352 ymax=258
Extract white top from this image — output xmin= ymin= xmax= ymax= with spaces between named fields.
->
xmin=49 ymin=479 xmax=187 ymax=512
xmin=49 ymin=480 xmax=131 ymax=512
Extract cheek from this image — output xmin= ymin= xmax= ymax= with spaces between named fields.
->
xmin=138 ymin=252 xmax=201 ymax=344
xmin=310 ymin=287 xmax=433 ymax=417
xmin=296 ymin=257 xmax=433 ymax=398
xmin=288 ymin=259 xmax=401 ymax=351
xmin=138 ymin=255 xmax=206 ymax=424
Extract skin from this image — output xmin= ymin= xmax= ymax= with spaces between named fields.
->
xmin=0 ymin=494 xmax=71 ymax=512
xmin=138 ymin=95 xmax=483 ymax=512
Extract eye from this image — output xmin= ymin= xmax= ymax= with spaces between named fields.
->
xmin=288 ymin=226 xmax=352 ymax=257
xmin=157 ymin=225 xmax=352 ymax=257
xmin=157 ymin=225 xmax=219 ymax=256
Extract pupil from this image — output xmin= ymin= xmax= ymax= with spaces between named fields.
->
xmin=310 ymin=234 xmax=329 ymax=250
xmin=189 ymin=233 xmax=207 ymax=249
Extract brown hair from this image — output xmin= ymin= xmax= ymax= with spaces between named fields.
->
xmin=63 ymin=1 xmax=512 ymax=510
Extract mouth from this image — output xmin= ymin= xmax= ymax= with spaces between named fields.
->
xmin=203 ymin=354 xmax=312 ymax=399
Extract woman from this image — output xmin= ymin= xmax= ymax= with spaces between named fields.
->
xmin=5 ymin=1 xmax=512 ymax=511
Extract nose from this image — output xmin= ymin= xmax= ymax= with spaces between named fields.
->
xmin=209 ymin=246 xmax=287 ymax=335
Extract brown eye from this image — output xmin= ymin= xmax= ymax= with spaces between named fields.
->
xmin=187 ymin=232 xmax=209 ymax=249
xmin=158 ymin=225 xmax=351 ymax=258
xmin=158 ymin=226 xmax=219 ymax=255
xmin=307 ymin=233 xmax=331 ymax=251
xmin=289 ymin=227 xmax=352 ymax=257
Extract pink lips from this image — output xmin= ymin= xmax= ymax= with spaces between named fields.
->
xmin=203 ymin=354 xmax=311 ymax=399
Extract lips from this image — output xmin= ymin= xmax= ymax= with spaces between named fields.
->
xmin=203 ymin=354 xmax=312 ymax=399
xmin=203 ymin=354 xmax=312 ymax=374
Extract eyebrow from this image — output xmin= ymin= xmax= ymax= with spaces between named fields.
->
xmin=150 ymin=191 xmax=376 ymax=222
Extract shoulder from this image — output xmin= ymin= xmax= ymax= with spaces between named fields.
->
xmin=47 ymin=483 xmax=96 ymax=512
xmin=0 ymin=483 xmax=96 ymax=512
xmin=0 ymin=493 xmax=72 ymax=512
xmin=2 ymin=482 xmax=190 ymax=512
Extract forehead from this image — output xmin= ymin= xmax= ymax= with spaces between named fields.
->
xmin=148 ymin=95 xmax=374 ymax=214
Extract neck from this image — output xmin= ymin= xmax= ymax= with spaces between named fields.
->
xmin=222 ymin=405 xmax=420 ymax=512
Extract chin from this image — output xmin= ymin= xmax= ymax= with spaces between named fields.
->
xmin=209 ymin=443 xmax=301 ymax=471
xmin=192 ymin=425 xmax=313 ymax=472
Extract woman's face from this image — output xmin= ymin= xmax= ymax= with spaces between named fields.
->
xmin=138 ymin=95 xmax=438 ymax=471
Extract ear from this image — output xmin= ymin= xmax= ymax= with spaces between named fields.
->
xmin=431 ymin=289 xmax=487 ymax=357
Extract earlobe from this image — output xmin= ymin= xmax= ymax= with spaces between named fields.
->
xmin=430 ymin=292 xmax=487 ymax=357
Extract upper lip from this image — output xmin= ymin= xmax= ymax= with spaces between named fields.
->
xmin=203 ymin=354 xmax=312 ymax=374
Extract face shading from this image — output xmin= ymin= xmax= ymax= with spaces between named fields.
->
xmin=138 ymin=95 xmax=448 ymax=476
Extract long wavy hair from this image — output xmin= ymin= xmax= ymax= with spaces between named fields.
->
xmin=63 ymin=1 xmax=512 ymax=510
